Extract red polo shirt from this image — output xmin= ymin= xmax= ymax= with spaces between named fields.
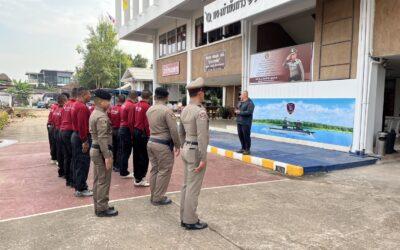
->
xmin=52 ymin=106 xmax=64 ymax=129
xmin=60 ymin=99 xmax=76 ymax=131
xmin=72 ymin=101 xmax=90 ymax=142
xmin=132 ymin=100 xmax=150 ymax=136
xmin=107 ymin=104 xmax=122 ymax=129
xmin=47 ymin=103 xmax=59 ymax=125
xmin=120 ymin=100 xmax=136 ymax=133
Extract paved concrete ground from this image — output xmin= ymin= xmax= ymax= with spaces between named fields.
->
xmin=1 ymin=109 xmax=400 ymax=249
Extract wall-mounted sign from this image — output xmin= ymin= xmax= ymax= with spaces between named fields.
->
xmin=250 ymin=43 xmax=313 ymax=84
xmin=162 ymin=62 xmax=180 ymax=77
xmin=204 ymin=0 xmax=295 ymax=32
xmin=204 ymin=50 xmax=226 ymax=72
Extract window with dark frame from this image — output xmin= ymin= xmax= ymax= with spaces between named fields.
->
xmin=159 ymin=34 xmax=167 ymax=57
xmin=195 ymin=17 xmax=207 ymax=47
xmin=167 ymin=30 xmax=177 ymax=55
xmin=177 ymin=25 xmax=186 ymax=52
xmin=208 ymin=27 xmax=223 ymax=43
xmin=224 ymin=21 xmax=241 ymax=38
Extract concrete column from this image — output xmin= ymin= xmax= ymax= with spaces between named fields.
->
xmin=186 ymin=17 xmax=193 ymax=105
xmin=123 ymin=0 xmax=131 ymax=25
xmin=132 ymin=0 xmax=139 ymax=18
xmin=115 ymin=0 xmax=122 ymax=28
xmin=241 ymin=20 xmax=250 ymax=91
xmin=222 ymin=87 xmax=227 ymax=107
xmin=152 ymin=33 xmax=159 ymax=103
xmin=142 ymin=0 xmax=150 ymax=10
xmin=394 ymin=79 xmax=400 ymax=116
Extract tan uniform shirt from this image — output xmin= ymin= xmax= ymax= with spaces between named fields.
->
xmin=89 ymin=107 xmax=112 ymax=159
xmin=146 ymin=102 xmax=181 ymax=148
xmin=179 ymin=102 xmax=209 ymax=161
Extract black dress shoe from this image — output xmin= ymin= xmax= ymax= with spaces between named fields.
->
xmin=243 ymin=150 xmax=251 ymax=155
xmin=151 ymin=197 xmax=172 ymax=206
xmin=184 ymin=221 xmax=208 ymax=230
xmin=236 ymin=149 xmax=244 ymax=153
xmin=96 ymin=208 xmax=118 ymax=217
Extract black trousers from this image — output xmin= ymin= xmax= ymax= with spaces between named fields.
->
xmin=237 ymin=124 xmax=252 ymax=151
xmin=71 ymin=132 xmax=90 ymax=191
xmin=112 ymin=128 xmax=120 ymax=169
xmin=61 ymin=130 xmax=73 ymax=185
xmin=55 ymin=129 xmax=64 ymax=176
xmin=118 ymin=126 xmax=132 ymax=176
xmin=133 ymin=128 xmax=149 ymax=182
xmin=47 ymin=125 xmax=57 ymax=161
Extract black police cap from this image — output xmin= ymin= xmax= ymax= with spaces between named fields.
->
xmin=155 ymin=87 xmax=169 ymax=98
xmin=94 ymin=89 xmax=112 ymax=100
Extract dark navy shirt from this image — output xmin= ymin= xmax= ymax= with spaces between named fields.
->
xmin=236 ymin=98 xmax=255 ymax=126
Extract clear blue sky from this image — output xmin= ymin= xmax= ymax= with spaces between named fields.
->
xmin=0 ymin=0 xmax=153 ymax=80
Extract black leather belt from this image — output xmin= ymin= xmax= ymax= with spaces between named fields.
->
xmin=185 ymin=141 xmax=198 ymax=145
xmin=149 ymin=138 xmax=174 ymax=151
xmin=92 ymin=144 xmax=100 ymax=149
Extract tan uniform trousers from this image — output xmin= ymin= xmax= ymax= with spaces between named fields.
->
xmin=147 ymin=142 xmax=175 ymax=202
xmin=91 ymin=148 xmax=112 ymax=212
xmin=180 ymin=143 xmax=206 ymax=224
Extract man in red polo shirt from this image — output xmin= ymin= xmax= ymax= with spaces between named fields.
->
xmin=108 ymin=95 xmax=125 ymax=172
xmin=52 ymin=94 xmax=67 ymax=177
xmin=60 ymin=88 xmax=78 ymax=188
xmin=118 ymin=91 xmax=137 ymax=178
xmin=132 ymin=90 xmax=152 ymax=187
xmin=47 ymin=100 xmax=59 ymax=164
xmin=71 ymin=87 xmax=92 ymax=197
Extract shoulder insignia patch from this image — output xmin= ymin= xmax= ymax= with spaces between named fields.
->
xmin=198 ymin=110 xmax=208 ymax=121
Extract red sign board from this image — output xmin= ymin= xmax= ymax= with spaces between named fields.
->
xmin=162 ymin=62 xmax=180 ymax=77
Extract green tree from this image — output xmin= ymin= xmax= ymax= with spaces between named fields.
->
xmin=75 ymin=18 xmax=133 ymax=89
xmin=6 ymin=80 xmax=33 ymax=105
xmin=132 ymin=54 xmax=148 ymax=68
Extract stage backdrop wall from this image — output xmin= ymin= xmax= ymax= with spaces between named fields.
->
xmin=252 ymin=98 xmax=356 ymax=147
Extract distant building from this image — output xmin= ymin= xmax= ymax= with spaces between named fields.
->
xmin=26 ymin=70 xmax=73 ymax=87
xmin=120 ymin=67 xmax=155 ymax=94
xmin=0 ymin=73 xmax=12 ymax=86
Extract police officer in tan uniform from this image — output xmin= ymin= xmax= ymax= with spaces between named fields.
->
xmin=179 ymin=77 xmax=209 ymax=230
xmin=89 ymin=89 xmax=118 ymax=217
xmin=147 ymin=87 xmax=181 ymax=206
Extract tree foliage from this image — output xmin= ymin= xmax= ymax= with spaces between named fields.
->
xmin=76 ymin=18 xmax=134 ymax=89
xmin=6 ymin=80 xmax=33 ymax=105
xmin=132 ymin=54 xmax=148 ymax=68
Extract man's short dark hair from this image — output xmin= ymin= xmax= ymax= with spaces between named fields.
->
xmin=188 ymin=88 xmax=203 ymax=97
xmin=155 ymin=87 xmax=169 ymax=100
xmin=117 ymin=95 xmax=126 ymax=103
xmin=129 ymin=91 xmax=138 ymax=100
xmin=71 ymin=88 xmax=78 ymax=98
xmin=141 ymin=90 xmax=152 ymax=100
xmin=61 ymin=92 xmax=70 ymax=99
xmin=77 ymin=87 xmax=88 ymax=97
xmin=58 ymin=94 xmax=67 ymax=105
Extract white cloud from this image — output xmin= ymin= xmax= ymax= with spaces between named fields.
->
xmin=0 ymin=0 xmax=153 ymax=80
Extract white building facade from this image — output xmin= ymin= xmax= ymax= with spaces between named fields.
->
xmin=116 ymin=0 xmax=400 ymax=155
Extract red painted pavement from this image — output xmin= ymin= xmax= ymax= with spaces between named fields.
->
xmin=0 ymin=141 xmax=282 ymax=220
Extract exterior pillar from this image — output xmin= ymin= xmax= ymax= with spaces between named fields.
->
xmin=352 ymin=0 xmax=375 ymax=154
xmin=152 ymin=34 xmax=159 ymax=103
xmin=115 ymin=0 xmax=122 ymax=28
xmin=132 ymin=0 xmax=139 ymax=18
xmin=123 ymin=0 xmax=131 ymax=25
xmin=143 ymin=0 xmax=150 ymax=10
xmin=186 ymin=17 xmax=193 ymax=105
xmin=222 ymin=86 xmax=227 ymax=107
xmin=241 ymin=20 xmax=250 ymax=91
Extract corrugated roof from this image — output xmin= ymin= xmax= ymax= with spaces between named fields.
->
xmin=0 ymin=73 xmax=11 ymax=82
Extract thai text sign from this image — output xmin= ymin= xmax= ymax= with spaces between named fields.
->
xmin=250 ymin=43 xmax=313 ymax=84
xmin=204 ymin=50 xmax=226 ymax=72
xmin=162 ymin=62 xmax=180 ymax=77
xmin=204 ymin=0 xmax=293 ymax=32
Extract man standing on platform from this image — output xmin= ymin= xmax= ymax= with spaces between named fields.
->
xmin=108 ymin=95 xmax=125 ymax=172
xmin=71 ymin=87 xmax=92 ymax=197
xmin=90 ymin=89 xmax=118 ymax=217
xmin=132 ymin=90 xmax=152 ymax=187
xmin=235 ymin=90 xmax=255 ymax=155
xmin=61 ymin=88 xmax=78 ymax=187
xmin=147 ymin=87 xmax=180 ymax=205
xmin=118 ymin=91 xmax=137 ymax=178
